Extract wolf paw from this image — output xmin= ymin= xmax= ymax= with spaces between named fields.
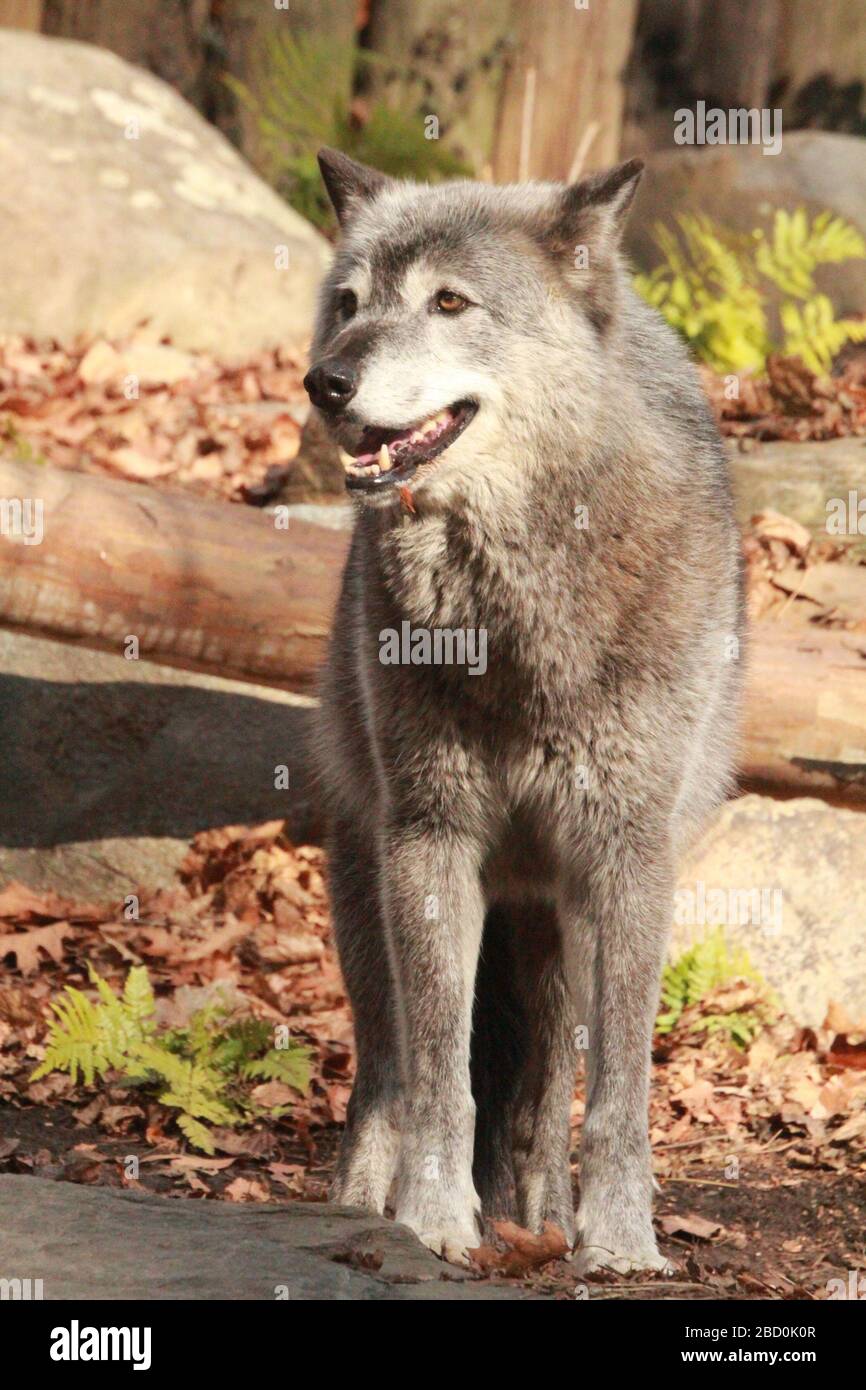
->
xmin=396 ymin=1191 xmax=482 ymax=1267
xmin=516 ymin=1165 xmax=577 ymax=1248
xmin=413 ymin=1224 xmax=481 ymax=1267
xmin=575 ymin=1240 xmax=675 ymax=1278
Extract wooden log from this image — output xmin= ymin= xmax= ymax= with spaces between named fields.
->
xmin=742 ymin=624 xmax=866 ymax=806
xmin=0 ymin=456 xmax=348 ymax=694
xmin=1 ymin=457 xmax=865 ymax=806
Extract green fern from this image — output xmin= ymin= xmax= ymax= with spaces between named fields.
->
xmin=130 ymin=1042 xmax=238 ymax=1151
xmin=756 ymin=208 xmax=866 ymax=298
xmin=32 ymin=964 xmax=155 ymax=1086
xmin=32 ymin=967 xmax=311 ymax=1152
xmin=226 ymin=32 xmax=471 ymax=229
xmin=656 ymin=930 xmax=770 ymax=1047
xmin=779 ymin=294 xmax=866 ymax=374
xmin=635 ymin=207 xmax=866 ymax=374
xmin=241 ymin=1046 xmax=312 ymax=1092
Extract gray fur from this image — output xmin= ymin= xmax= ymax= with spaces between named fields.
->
xmin=309 ymin=150 xmax=744 ymax=1272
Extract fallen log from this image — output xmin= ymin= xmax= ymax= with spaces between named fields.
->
xmin=0 ymin=455 xmax=347 ymax=694
xmin=742 ymin=623 xmax=866 ymax=807
xmin=1 ymin=456 xmax=864 ymax=806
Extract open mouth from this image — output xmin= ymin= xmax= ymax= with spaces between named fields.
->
xmin=339 ymin=400 xmax=478 ymax=491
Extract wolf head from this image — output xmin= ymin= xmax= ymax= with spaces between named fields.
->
xmin=304 ymin=148 xmax=643 ymax=507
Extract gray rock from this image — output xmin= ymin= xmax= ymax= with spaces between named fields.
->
xmin=0 ymin=629 xmax=319 ymax=901
xmin=674 ymin=795 xmax=866 ymax=1027
xmin=0 ymin=32 xmax=330 ymax=356
xmin=0 ymin=1175 xmax=527 ymax=1300
xmin=628 ymin=132 xmax=866 ymax=319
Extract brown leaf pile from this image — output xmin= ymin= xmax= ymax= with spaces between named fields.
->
xmin=0 ymin=332 xmax=308 ymax=504
xmin=701 ymin=352 xmax=866 ymax=442
xmin=741 ymin=509 xmax=866 ymax=626
xmin=651 ymin=984 xmax=866 ymax=1170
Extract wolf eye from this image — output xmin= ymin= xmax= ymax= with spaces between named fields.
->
xmin=337 ymin=289 xmax=358 ymax=320
xmin=434 ymin=289 xmax=469 ymax=315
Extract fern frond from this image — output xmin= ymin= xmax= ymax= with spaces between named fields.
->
xmin=33 ymin=967 xmax=304 ymax=1143
xmin=781 ymin=296 xmax=866 ymax=373
xmin=636 ymin=205 xmax=866 ymax=374
xmin=132 ymin=1041 xmax=237 ymax=1126
xmin=176 ymin=1114 xmax=216 ymax=1155
xmin=657 ymin=929 xmax=765 ymax=1046
xmin=756 ymin=208 xmax=866 ymax=298
xmin=241 ymin=1044 xmax=312 ymax=1094
xmin=32 ymin=987 xmax=110 ymax=1086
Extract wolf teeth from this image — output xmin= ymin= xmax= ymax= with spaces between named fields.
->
xmin=339 ymin=448 xmax=356 ymax=469
xmin=378 ymin=443 xmax=392 ymax=472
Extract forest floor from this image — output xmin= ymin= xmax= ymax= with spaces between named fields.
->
xmin=1 ymin=824 xmax=864 ymax=1301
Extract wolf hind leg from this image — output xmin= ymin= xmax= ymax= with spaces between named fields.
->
xmin=471 ymin=902 xmax=577 ymax=1243
xmin=470 ymin=905 xmax=526 ymax=1222
xmin=327 ymin=819 xmax=401 ymax=1213
xmin=511 ymin=902 xmax=577 ymax=1245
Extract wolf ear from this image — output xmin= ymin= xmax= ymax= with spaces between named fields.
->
xmin=318 ymin=147 xmax=391 ymax=226
xmin=546 ymin=157 xmax=644 ymax=254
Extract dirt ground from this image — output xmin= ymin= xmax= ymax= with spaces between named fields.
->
xmin=1 ymin=1095 xmax=863 ymax=1300
xmin=1 ymin=825 xmax=863 ymax=1302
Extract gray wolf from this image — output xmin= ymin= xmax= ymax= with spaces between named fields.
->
xmin=304 ymin=147 xmax=744 ymax=1274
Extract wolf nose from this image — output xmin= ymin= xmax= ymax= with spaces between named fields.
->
xmin=303 ymin=359 xmax=358 ymax=412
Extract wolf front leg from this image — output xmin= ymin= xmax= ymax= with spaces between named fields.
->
xmin=564 ymin=835 xmax=675 ymax=1277
xmin=328 ymin=819 xmax=402 ymax=1213
xmin=383 ymin=826 xmax=485 ymax=1265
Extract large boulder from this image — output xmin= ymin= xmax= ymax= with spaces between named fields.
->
xmin=674 ymin=794 xmax=866 ymax=1027
xmin=0 ymin=31 xmax=329 ymax=356
xmin=628 ymin=132 xmax=866 ymax=318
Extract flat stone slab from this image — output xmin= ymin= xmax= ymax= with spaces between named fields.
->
xmin=0 ymin=1175 xmax=526 ymax=1301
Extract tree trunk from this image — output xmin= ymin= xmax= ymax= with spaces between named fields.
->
xmin=772 ymin=0 xmax=866 ymax=99
xmin=689 ymin=0 xmax=782 ymax=110
xmin=492 ymin=0 xmax=639 ymax=181
xmin=42 ymin=0 xmax=211 ymax=104
xmin=0 ymin=0 xmax=43 ymax=28
xmin=364 ymin=0 xmax=517 ymax=174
